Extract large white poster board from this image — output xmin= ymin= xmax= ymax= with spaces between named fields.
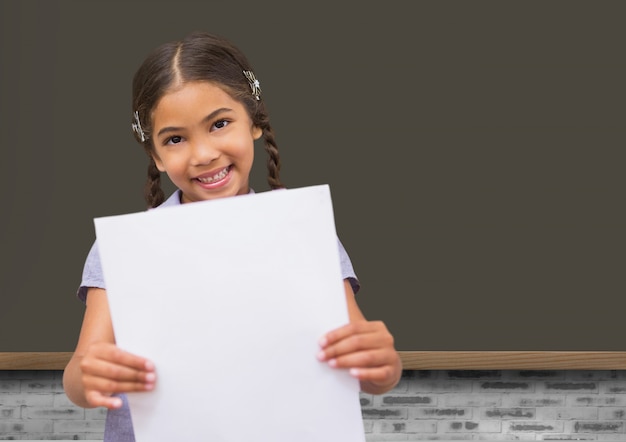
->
xmin=94 ymin=185 xmax=365 ymax=441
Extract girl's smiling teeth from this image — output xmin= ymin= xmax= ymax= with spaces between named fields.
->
xmin=196 ymin=165 xmax=231 ymax=184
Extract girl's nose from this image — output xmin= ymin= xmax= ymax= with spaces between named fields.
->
xmin=190 ymin=140 xmax=220 ymax=165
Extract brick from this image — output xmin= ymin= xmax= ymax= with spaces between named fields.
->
xmin=412 ymin=370 xmax=436 ymax=380
xmin=479 ymin=381 xmax=532 ymax=391
xmin=53 ymin=392 xmax=77 ymax=407
xmin=361 ymin=408 xmax=407 ymax=419
xmin=584 ymin=435 xmax=626 ymax=441
xmin=382 ymin=395 xmax=433 ymax=406
xmin=567 ymin=370 xmax=616 ymax=381
xmin=360 ymin=393 xmax=374 ymax=406
xmin=443 ymin=394 xmax=500 ymax=407
xmin=506 ymin=420 xmax=564 ymax=433
xmin=502 ymin=394 xmax=565 ymax=407
xmin=365 ymin=434 xmax=409 ymax=441
xmin=478 ymin=434 xmax=536 ymax=440
xmin=598 ymin=407 xmax=626 ymax=420
xmin=517 ymin=370 xmax=565 ymax=380
xmin=0 ymin=382 xmax=20 ymax=393
xmin=388 ymin=379 xmax=409 ymax=393
xmin=425 ymin=437 xmax=475 ymax=441
xmin=446 ymin=370 xmax=502 ymax=380
xmin=53 ymin=419 xmax=106 ymax=433
xmin=0 ymin=370 xmax=37 ymax=380
xmin=12 ymin=434 xmax=90 ymax=440
xmin=536 ymin=407 xmax=598 ymax=420
xmin=543 ymin=382 xmax=598 ymax=393
xmin=21 ymin=379 xmax=63 ymax=393
xmin=0 ymin=394 xmax=54 ymax=407
xmin=604 ymin=382 xmax=626 ymax=394
xmin=379 ymin=420 xmax=437 ymax=433
xmin=411 ymin=381 xmax=472 ymax=393
xmin=411 ymin=407 xmax=471 ymax=419
xmin=0 ymin=420 xmax=54 ymax=433
xmin=569 ymin=396 xmax=626 ymax=407
xmin=445 ymin=420 xmax=501 ymax=433
xmin=23 ymin=407 xmax=85 ymax=420
xmin=0 ymin=407 xmax=19 ymax=419
xmin=609 ymin=371 xmax=626 ymax=380
xmin=85 ymin=407 xmax=107 ymax=420
xmin=572 ymin=420 xmax=624 ymax=433
xmin=481 ymin=407 xmax=535 ymax=419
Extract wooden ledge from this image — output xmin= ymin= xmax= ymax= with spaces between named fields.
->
xmin=0 ymin=352 xmax=74 ymax=370
xmin=398 ymin=351 xmax=626 ymax=370
xmin=2 ymin=351 xmax=626 ymax=370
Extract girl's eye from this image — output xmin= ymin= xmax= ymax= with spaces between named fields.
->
xmin=213 ymin=119 xmax=229 ymax=130
xmin=166 ymin=135 xmax=183 ymax=145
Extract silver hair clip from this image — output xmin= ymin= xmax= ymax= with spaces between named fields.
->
xmin=132 ymin=111 xmax=148 ymax=142
xmin=243 ymin=70 xmax=261 ymax=100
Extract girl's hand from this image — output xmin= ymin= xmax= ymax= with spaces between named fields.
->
xmin=79 ymin=342 xmax=156 ymax=409
xmin=317 ymin=280 xmax=403 ymax=394
xmin=63 ymin=288 xmax=157 ymax=410
xmin=317 ymin=319 xmax=402 ymax=394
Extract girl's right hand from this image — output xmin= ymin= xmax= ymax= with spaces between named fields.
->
xmin=79 ymin=342 xmax=156 ymax=409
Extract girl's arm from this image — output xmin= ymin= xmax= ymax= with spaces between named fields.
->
xmin=62 ymin=288 xmax=156 ymax=409
xmin=317 ymin=280 xmax=403 ymax=394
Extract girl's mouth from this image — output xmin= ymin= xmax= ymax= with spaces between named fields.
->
xmin=195 ymin=165 xmax=232 ymax=185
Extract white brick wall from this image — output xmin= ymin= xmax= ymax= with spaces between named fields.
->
xmin=0 ymin=371 xmax=104 ymax=440
xmin=1 ymin=370 xmax=625 ymax=440
xmin=361 ymin=370 xmax=626 ymax=441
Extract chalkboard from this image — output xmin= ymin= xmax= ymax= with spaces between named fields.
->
xmin=1 ymin=1 xmax=624 ymax=358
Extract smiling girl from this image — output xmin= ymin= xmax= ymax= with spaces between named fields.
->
xmin=63 ymin=31 xmax=402 ymax=442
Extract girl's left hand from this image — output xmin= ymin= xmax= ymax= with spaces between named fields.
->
xmin=317 ymin=280 xmax=403 ymax=394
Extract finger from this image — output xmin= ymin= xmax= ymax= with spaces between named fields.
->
xmin=319 ymin=321 xmax=379 ymax=348
xmin=81 ymin=357 xmax=156 ymax=385
xmin=83 ymin=373 xmax=155 ymax=398
xmin=318 ymin=329 xmax=394 ymax=362
xmin=89 ymin=343 xmax=155 ymax=373
xmin=348 ymin=365 xmax=398 ymax=384
xmin=323 ymin=348 xmax=394 ymax=370
xmin=320 ymin=321 xmax=391 ymax=351
xmin=318 ymin=334 xmax=378 ymax=362
xmin=84 ymin=390 xmax=124 ymax=409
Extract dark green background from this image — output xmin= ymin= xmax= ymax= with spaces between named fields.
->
xmin=1 ymin=1 xmax=624 ymax=351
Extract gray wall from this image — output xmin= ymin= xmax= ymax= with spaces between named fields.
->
xmin=1 ymin=370 xmax=625 ymax=440
xmin=2 ymin=0 xmax=625 ymax=353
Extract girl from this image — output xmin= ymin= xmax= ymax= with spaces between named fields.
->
xmin=63 ymin=31 xmax=402 ymax=441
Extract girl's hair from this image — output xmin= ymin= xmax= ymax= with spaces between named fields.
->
xmin=131 ymin=32 xmax=284 ymax=208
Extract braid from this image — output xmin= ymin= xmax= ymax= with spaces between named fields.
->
xmin=252 ymin=102 xmax=284 ymax=190
xmin=260 ymin=122 xmax=284 ymax=190
xmin=145 ymin=157 xmax=165 ymax=208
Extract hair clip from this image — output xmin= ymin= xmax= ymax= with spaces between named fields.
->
xmin=132 ymin=111 xmax=148 ymax=142
xmin=243 ymin=70 xmax=261 ymax=101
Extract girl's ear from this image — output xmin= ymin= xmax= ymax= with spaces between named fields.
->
xmin=152 ymin=153 xmax=166 ymax=172
xmin=252 ymin=125 xmax=262 ymax=140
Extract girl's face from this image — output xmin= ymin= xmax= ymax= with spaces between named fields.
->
xmin=150 ymin=81 xmax=262 ymax=204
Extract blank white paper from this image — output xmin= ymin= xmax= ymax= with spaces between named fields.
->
xmin=94 ymin=185 xmax=365 ymax=442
